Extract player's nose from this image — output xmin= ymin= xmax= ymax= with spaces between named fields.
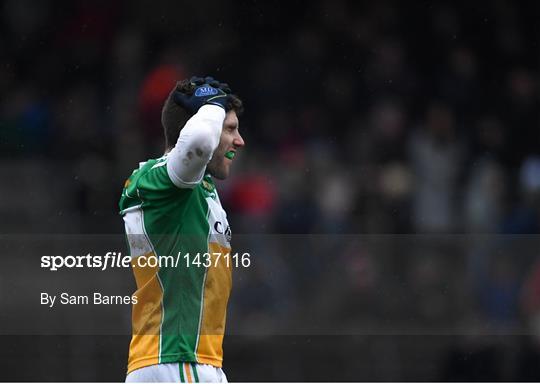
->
xmin=233 ymin=132 xmax=245 ymax=148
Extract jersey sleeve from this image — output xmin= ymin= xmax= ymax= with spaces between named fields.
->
xmin=166 ymin=105 xmax=225 ymax=189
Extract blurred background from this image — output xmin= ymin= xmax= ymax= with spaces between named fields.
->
xmin=2 ymin=0 xmax=540 ymax=381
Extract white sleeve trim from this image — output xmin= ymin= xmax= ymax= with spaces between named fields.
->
xmin=167 ymin=167 xmax=205 ymax=189
xmin=166 ymin=105 xmax=225 ymax=189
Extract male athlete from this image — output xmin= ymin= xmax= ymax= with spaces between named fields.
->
xmin=119 ymin=76 xmax=244 ymax=382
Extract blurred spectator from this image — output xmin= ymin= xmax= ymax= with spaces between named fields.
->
xmin=501 ymin=156 xmax=540 ymax=233
xmin=464 ymin=158 xmax=506 ymax=232
xmin=409 ymin=102 xmax=465 ymax=232
xmin=0 ymin=85 xmax=51 ymax=155
xmin=138 ymin=63 xmax=186 ymax=147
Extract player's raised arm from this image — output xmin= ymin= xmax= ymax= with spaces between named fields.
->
xmin=164 ymin=76 xmax=233 ymax=188
xmin=166 ymin=105 xmax=224 ymax=188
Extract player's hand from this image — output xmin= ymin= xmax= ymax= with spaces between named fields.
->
xmin=173 ymin=76 xmax=232 ymax=113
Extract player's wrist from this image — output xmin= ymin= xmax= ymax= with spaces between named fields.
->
xmin=204 ymin=95 xmax=229 ymax=111
xmin=198 ymin=104 xmax=227 ymax=118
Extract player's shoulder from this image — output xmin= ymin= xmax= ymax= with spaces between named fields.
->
xmin=122 ymin=154 xmax=213 ymax=199
xmin=120 ymin=155 xmax=188 ymax=214
xmin=137 ymin=155 xmax=167 ymax=174
xmin=131 ymin=155 xmax=174 ymax=189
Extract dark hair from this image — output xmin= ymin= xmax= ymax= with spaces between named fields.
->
xmin=161 ymin=79 xmax=244 ymax=150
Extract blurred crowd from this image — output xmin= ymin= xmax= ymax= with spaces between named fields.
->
xmin=2 ymin=0 xmax=540 ymax=380
xmin=2 ymin=0 xmax=540 ymax=235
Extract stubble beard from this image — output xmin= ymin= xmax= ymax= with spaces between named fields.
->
xmin=207 ymin=154 xmax=229 ymax=180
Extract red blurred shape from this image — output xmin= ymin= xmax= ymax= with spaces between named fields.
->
xmin=229 ymin=175 xmax=275 ymax=216
xmin=139 ymin=64 xmax=186 ymax=136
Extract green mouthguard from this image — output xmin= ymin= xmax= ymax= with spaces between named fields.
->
xmin=225 ymin=151 xmax=235 ymax=159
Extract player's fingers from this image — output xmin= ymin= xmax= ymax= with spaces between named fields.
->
xmin=219 ymin=83 xmax=231 ymax=93
xmin=205 ymin=76 xmax=220 ymax=88
xmin=190 ymin=76 xmax=205 ymax=86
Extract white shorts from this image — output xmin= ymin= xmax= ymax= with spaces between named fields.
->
xmin=126 ymin=362 xmax=228 ymax=383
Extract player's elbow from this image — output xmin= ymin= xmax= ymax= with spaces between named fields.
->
xmin=184 ymin=128 xmax=219 ymax=161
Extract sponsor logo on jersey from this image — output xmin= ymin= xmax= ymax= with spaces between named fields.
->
xmin=214 ymin=221 xmax=232 ymax=242
xmin=202 ymin=180 xmax=214 ymax=192
xmin=202 ymin=180 xmax=217 ymax=199
xmin=195 ymin=87 xmax=218 ymax=97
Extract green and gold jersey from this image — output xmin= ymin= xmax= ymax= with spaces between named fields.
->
xmin=119 ymin=155 xmax=232 ymax=374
